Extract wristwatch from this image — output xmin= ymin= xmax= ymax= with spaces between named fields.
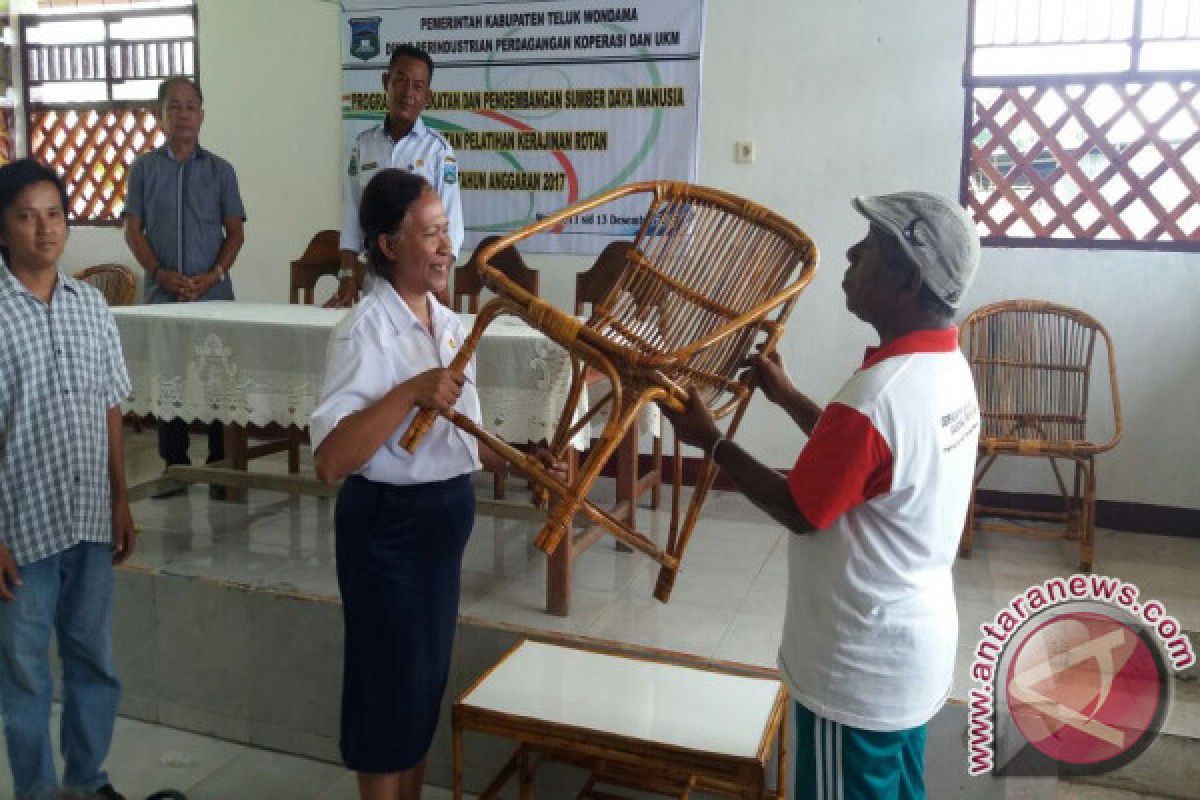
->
xmin=337 ymin=267 xmax=356 ymax=281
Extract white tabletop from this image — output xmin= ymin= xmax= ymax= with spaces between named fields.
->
xmin=113 ymin=301 xmax=561 ymax=340
xmin=461 ymin=640 xmax=781 ymax=759
xmin=113 ymin=301 xmax=346 ymax=328
xmin=111 ymin=301 xmax=594 ymax=445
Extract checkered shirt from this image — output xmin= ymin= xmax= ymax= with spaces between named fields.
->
xmin=0 ymin=267 xmax=131 ymax=566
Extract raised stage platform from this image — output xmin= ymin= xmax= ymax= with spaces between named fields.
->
xmin=81 ymin=431 xmax=1200 ymax=798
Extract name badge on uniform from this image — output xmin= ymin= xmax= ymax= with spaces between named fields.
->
xmin=361 ymin=161 xmax=378 ymax=172
xmin=443 ymin=159 xmax=458 ymax=185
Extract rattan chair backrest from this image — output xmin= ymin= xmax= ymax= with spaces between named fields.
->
xmin=591 ymin=184 xmax=815 ymax=406
xmin=75 ymin=263 xmax=137 ymax=306
xmin=961 ymin=299 xmax=1122 ymax=450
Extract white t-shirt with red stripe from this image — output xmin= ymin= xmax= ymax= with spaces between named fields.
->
xmin=777 ymin=327 xmax=979 ymax=731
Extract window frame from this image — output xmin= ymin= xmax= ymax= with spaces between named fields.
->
xmin=958 ymin=0 xmax=1200 ymax=252
xmin=17 ymin=3 xmax=198 ymax=227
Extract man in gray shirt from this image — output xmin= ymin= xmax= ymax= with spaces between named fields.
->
xmin=123 ymin=76 xmax=246 ymax=474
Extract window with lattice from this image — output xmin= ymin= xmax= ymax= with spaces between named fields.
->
xmin=962 ymin=0 xmax=1200 ymax=251
xmin=19 ymin=1 xmax=196 ymax=225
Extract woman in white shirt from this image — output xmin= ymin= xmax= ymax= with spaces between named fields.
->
xmin=310 ymin=169 xmax=556 ymax=800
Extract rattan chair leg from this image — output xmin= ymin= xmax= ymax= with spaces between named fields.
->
xmin=776 ymin=702 xmax=788 ymax=800
xmin=650 ymin=426 xmax=663 ymax=510
xmin=654 ymin=453 xmax=716 ymax=603
xmin=653 ymin=370 xmax=760 ymax=601
xmin=536 ymin=395 xmax=648 ymax=554
xmin=960 ymin=490 xmax=977 ymax=559
xmin=1081 ymin=457 xmax=1096 ymax=572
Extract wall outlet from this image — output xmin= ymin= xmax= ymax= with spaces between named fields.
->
xmin=734 ymin=140 xmax=755 ymax=163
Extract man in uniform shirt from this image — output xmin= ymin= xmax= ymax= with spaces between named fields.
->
xmin=327 ymin=44 xmax=463 ymax=307
xmin=0 ymin=158 xmax=135 ymax=800
xmin=123 ymin=76 xmax=246 ymax=476
xmin=665 ymin=191 xmax=981 ymax=800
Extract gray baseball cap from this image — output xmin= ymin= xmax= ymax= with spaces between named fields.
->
xmin=852 ymin=191 xmax=980 ymax=309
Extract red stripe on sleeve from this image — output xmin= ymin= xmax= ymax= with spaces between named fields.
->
xmin=787 ymin=402 xmax=894 ymax=529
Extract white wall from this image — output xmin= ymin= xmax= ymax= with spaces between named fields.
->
xmin=694 ymin=0 xmax=1199 ymax=514
xmin=58 ymin=0 xmax=1200 ymax=513
xmin=61 ymin=0 xmax=344 ymax=303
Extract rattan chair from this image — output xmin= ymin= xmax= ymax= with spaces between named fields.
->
xmin=959 ymin=299 xmax=1123 ymax=571
xmin=75 ymin=263 xmax=137 ymax=306
xmin=403 ymin=181 xmax=818 ymax=602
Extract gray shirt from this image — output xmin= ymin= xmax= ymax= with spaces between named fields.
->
xmin=124 ymin=145 xmax=246 ymax=304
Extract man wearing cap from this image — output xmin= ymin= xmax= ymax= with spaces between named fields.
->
xmin=665 ymin=191 xmax=981 ymax=799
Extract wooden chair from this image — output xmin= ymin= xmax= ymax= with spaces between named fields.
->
xmin=403 ymin=181 xmax=818 ymax=602
xmin=452 ymin=236 xmax=542 ymax=499
xmin=577 ymin=241 xmax=663 ymax=514
xmin=78 ymin=263 xmax=141 ymax=431
xmin=75 ymin=263 xmax=137 ymax=306
xmin=289 ymin=230 xmax=352 ymax=305
xmin=452 ymin=234 xmax=539 ymax=313
xmin=277 ymin=230 xmax=354 ymax=474
xmin=959 ymin=299 xmax=1123 ymax=571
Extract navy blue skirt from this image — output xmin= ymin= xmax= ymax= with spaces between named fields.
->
xmin=335 ymin=473 xmax=475 ymax=773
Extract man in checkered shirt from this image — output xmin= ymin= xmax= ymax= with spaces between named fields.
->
xmin=0 ymin=159 xmax=136 ymax=800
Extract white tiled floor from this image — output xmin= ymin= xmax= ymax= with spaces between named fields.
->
xmin=116 ymin=429 xmax=1200 ymax=682
xmin=0 ymin=707 xmax=473 ymax=800
xmin=0 ymin=429 xmax=1193 ymax=799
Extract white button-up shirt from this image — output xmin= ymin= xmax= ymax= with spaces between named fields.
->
xmin=341 ymin=117 xmax=465 ymax=260
xmin=310 ymin=280 xmax=481 ymax=486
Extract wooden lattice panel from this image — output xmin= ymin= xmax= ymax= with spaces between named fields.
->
xmin=966 ymin=82 xmax=1200 ymax=248
xmin=29 ymin=107 xmax=164 ymax=224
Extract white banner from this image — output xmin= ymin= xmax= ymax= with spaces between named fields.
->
xmin=341 ymin=1 xmax=705 ymax=255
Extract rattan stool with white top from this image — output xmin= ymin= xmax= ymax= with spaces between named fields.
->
xmin=453 ymin=639 xmax=788 ymax=799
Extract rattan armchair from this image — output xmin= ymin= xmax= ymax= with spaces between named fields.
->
xmin=75 ymin=263 xmax=137 ymax=306
xmin=959 ymin=299 xmax=1123 ymax=571
xmin=403 ymin=181 xmax=818 ymax=602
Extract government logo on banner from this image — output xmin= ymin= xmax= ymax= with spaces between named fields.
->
xmin=348 ymin=17 xmax=382 ymax=62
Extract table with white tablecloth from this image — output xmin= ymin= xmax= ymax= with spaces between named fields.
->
xmin=113 ymin=301 xmax=653 ymax=615
xmin=113 ymin=302 xmax=590 ymax=450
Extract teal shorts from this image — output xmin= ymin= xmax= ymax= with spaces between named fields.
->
xmin=793 ymin=702 xmax=926 ymax=800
